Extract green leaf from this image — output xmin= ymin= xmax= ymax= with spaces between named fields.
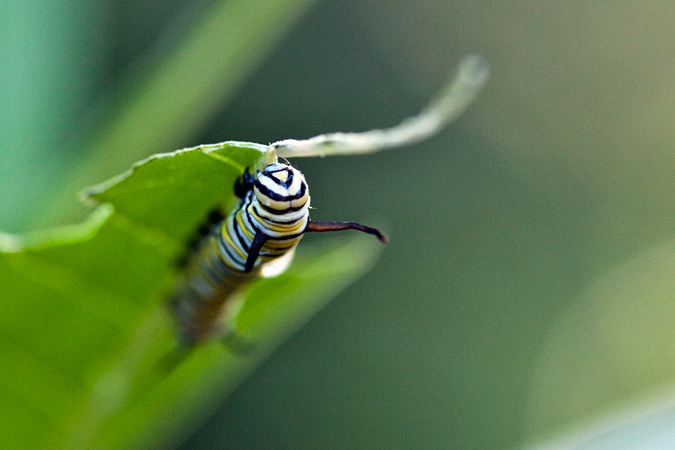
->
xmin=85 ymin=142 xmax=274 ymax=242
xmin=525 ymin=237 xmax=675 ymax=441
xmin=0 ymin=142 xmax=382 ymax=449
xmin=36 ymin=0 xmax=317 ymax=228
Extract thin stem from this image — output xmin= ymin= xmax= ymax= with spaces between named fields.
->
xmin=272 ymin=55 xmax=489 ymax=158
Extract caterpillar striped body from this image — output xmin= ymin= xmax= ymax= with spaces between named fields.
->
xmin=168 ymin=55 xmax=489 ymax=349
xmin=170 ymin=163 xmax=386 ymax=347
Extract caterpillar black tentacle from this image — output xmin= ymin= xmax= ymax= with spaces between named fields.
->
xmin=169 ymin=163 xmax=386 ymax=348
xmin=234 ymin=168 xmax=254 ymax=198
xmin=175 ymin=208 xmax=225 ymax=268
xmin=305 ymin=220 xmax=388 ymax=244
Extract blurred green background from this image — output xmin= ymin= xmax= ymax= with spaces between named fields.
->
xmin=5 ymin=0 xmax=675 ymax=449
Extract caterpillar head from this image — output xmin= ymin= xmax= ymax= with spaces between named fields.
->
xmin=253 ymin=164 xmax=310 ymax=214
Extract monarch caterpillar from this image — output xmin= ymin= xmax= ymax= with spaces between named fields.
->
xmin=169 ymin=55 xmax=489 ymax=349
xmin=170 ymin=163 xmax=387 ymax=346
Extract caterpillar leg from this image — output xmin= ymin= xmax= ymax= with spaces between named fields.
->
xmin=220 ymin=330 xmax=256 ymax=355
xmin=217 ymin=291 xmax=255 ymax=355
xmin=157 ymin=325 xmax=253 ymax=374
xmin=157 ymin=345 xmax=192 ymax=373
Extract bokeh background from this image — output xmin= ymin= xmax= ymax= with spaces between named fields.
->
xmin=5 ymin=0 xmax=675 ymax=448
